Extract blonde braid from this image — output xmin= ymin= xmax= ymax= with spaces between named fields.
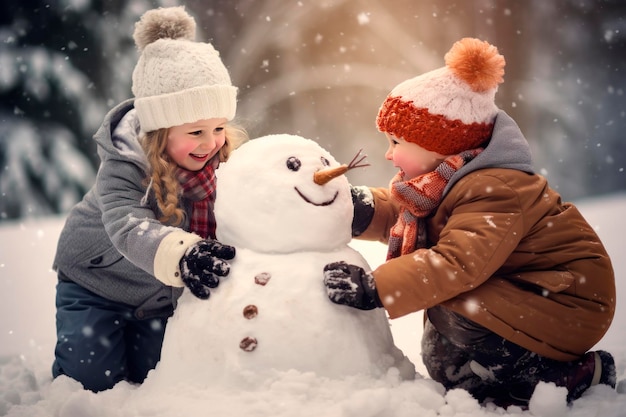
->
xmin=141 ymin=129 xmax=185 ymax=225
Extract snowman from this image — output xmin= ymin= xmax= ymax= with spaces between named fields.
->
xmin=145 ymin=134 xmax=415 ymax=389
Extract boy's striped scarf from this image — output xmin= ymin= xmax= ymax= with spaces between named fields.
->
xmin=387 ymin=148 xmax=483 ymax=260
xmin=176 ymin=158 xmax=219 ymax=239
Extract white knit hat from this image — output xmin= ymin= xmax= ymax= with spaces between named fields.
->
xmin=377 ymin=38 xmax=505 ymax=155
xmin=131 ymin=6 xmax=237 ymax=132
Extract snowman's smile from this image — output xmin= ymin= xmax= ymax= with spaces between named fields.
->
xmin=294 ymin=187 xmax=338 ymax=206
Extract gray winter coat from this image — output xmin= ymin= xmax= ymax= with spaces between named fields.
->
xmin=53 ymin=100 xmax=204 ymax=318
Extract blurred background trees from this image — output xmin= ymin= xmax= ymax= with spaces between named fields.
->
xmin=1 ymin=0 xmax=624 ymax=221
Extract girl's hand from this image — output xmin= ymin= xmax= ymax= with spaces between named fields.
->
xmin=179 ymin=240 xmax=236 ymax=299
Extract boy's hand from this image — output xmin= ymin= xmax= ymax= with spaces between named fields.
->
xmin=323 ymin=261 xmax=383 ymax=310
xmin=179 ymin=239 xmax=236 ymax=299
xmin=350 ymin=185 xmax=374 ymax=237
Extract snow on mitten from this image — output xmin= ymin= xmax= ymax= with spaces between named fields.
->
xmin=179 ymin=240 xmax=236 ymax=299
xmin=350 ymin=185 xmax=374 ymax=237
xmin=323 ymin=261 xmax=383 ymax=310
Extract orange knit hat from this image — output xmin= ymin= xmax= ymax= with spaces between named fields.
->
xmin=376 ymin=38 xmax=505 ymax=155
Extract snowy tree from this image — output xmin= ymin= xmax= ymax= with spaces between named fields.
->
xmin=0 ymin=0 xmax=179 ymax=221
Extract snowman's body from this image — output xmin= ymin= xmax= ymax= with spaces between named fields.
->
xmin=147 ymin=134 xmax=415 ymax=388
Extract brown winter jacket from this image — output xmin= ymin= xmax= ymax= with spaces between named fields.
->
xmin=360 ymin=113 xmax=615 ymax=362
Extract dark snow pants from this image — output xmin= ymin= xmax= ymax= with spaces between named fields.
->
xmin=52 ymin=280 xmax=170 ymax=392
xmin=421 ymin=306 xmax=591 ymax=406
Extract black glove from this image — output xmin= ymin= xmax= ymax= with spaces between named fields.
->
xmin=179 ymin=240 xmax=236 ymax=299
xmin=350 ymin=185 xmax=374 ymax=237
xmin=323 ymin=261 xmax=383 ymax=310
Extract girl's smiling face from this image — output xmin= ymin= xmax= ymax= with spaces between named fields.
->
xmin=166 ymin=118 xmax=228 ymax=171
xmin=384 ymin=133 xmax=448 ymax=179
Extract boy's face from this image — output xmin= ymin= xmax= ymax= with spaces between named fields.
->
xmin=384 ymin=133 xmax=448 ymax=180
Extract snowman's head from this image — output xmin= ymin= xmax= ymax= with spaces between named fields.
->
xmin=214 ymin=134 xmax=354 ymax=253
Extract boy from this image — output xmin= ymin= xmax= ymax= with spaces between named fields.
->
xmin=323 ymin=38 xmax=616 ymax=406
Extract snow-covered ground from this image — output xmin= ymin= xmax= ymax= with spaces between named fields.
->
xmin=0 ymin=192 xmax=625 ymax=416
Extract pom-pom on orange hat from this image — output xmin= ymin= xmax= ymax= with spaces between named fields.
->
xmin=376 ymin=38 xmax=505 ymax=155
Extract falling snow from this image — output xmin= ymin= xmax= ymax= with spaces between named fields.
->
xmin=483 ymin=216 xmax=497 ymax=228
xmin=1 ymin=157 xmax=626 ymax=417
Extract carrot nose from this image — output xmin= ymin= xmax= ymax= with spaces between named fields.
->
xmin=313 ymin=165 xmax=349 ymax=185
xmin=313 ymin=148 xmax=370 ymax=185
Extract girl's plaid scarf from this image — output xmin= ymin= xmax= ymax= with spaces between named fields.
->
xmin=387 ymin=148 xmax=483 ymax=260
xmin=176 ymin=157 xmax=219 ymax=239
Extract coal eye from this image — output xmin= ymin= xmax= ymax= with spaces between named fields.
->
xmin=321 ymin=157 xmax=330 ymax=166
xmin=286 ymin=156 xmax=301 ymax=171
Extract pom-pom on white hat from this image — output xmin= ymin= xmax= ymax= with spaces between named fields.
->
xmin=132 ymin=6 xmax=237 ymax=132
xmin=376 ymin=38 xmax=505 ymax=155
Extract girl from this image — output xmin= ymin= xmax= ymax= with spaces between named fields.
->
xmin=324 ymin=38 xmax=616 ymax=407
xmin=51 ymin=7 xmax=248 ymax=392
